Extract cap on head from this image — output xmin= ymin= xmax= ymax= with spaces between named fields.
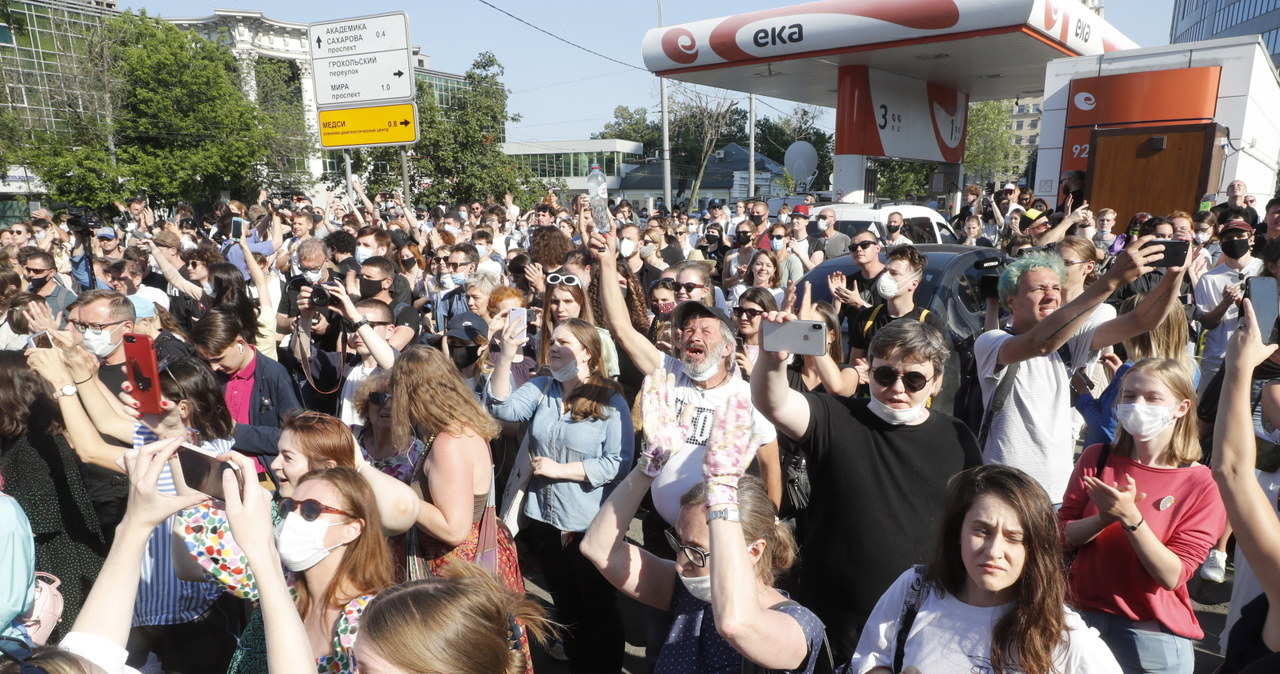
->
xmin=444 ymin=311 xmax=488 ymax=341
xmin=671 ymin=300 xmax=734 ymax=333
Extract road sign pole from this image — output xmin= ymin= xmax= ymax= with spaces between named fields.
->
xmin=400 ymin=147 xmax=411 ymax=206
xmin=343 ymin=149 xmax=354 ymax=205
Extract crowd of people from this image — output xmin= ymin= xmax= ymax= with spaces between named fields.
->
xmin=1 ymin=176 xmax=1280 ymax=674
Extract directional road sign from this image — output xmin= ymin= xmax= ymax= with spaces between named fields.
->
xmin=309 ymin=12 xmax=414 ymax=109
xmin=318 ymin=103 xmax=418 ymax=149
xmin=313 ymin=50 xmax=413 ymax=107
xmin=309 ymin=13 xmax=409 ymax=61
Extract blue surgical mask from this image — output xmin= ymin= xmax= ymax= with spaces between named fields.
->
xmin=354 ymin=247 xmax=373 ymax=264
xmin=770 ymin=238 xmax=785 ymax=252
xmin=450 ymin=273 xmax=466 ymax=286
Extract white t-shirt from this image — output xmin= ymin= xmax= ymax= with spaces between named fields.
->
xmin=850 ymin=568 xmax=1121 ymax=674
xmin=974 ymin=326 xmax=1098 ymax=503
xmin=649 ymin=354 xmax=777 ymax=524
xmin=60 ymin=631 xmax=144 ymax=674
xmin=338 ymin=361 xmax=381 ymax=427
xmin=1195 ymin=258 xmax=1263 ymax=370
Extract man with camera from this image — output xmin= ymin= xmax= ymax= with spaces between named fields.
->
xmin=293 ymin=276 xmax=397 ymax=425
xmin=352 ymin=255 xmax=420 ymax=349
xmin=276 ymin=238 xmax=341 ymax=353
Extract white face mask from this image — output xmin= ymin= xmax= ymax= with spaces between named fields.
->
xmin=618 ymin=238 xmax=637 ymax=258
xmin=1194 ymin=232 xmax=1210 ymax=245
xmin=181 ymin=235 xmax=197 ymax=251
xmin=274 ymin=513 xmax=346 ymax=572
xmin=682 ymin=354 xmax=721 ymax=382
xmin=549 ymin=358 xmax=580 ymax=382
xmin=302 ymin=268 xmax=323 ymax=284
xmin=867 ymin=394 xmax=928 ymax=425
xmin=817 ymin=218 xmax=830 ymax=232
xmin=354 ymin=247 xmax=374 ymax=264
xmin=875 ymin=271 xmax=918 ymax=299
xmin=82 ymin=326 xmax=120 ymax=358
xmin=476 ymin=244 xmax=488 ymax=257
xmin=201 ymin=281 xmax=215 ymax=296
xmin=639 ymin=243 xmax=657 ymax=259
xmin=679 ymin=572 xmax=713 ymax=603
xmin=1115 ymin=402 xmax=1176 ymax=441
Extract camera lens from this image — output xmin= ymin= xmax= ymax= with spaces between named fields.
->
xmin=310 ymin=284 xmax=333 ymax=307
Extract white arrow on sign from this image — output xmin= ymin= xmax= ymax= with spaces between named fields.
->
xmin=309 ymin=12 xmax=409 ymax=61
xmin=313 ymin=49 xmax=414 ymax=107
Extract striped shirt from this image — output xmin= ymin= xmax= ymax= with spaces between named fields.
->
xmin=131 ymin=424 xmax=228 ymax=627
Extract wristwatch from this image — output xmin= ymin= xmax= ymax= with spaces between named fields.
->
xmin=352 ymin=317 xmax=370 ymax=330
xmin=1121 ymin=517 xmax=1144 ymax=533
xmin=52 ymin=384 xmax=77 ymax=399
xmin=707 ymin=507 xmax=740 ymax=524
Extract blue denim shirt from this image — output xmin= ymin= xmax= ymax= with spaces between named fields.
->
xmin=488 ymin=376 xmax=634 ymax=532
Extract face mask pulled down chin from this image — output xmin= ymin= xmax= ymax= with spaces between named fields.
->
xmin=549 ymin=358 xmax=580 ymax=382
xmin=1222 ymin=237 xmax=1251 ymax=260
xmin=681 ymin=351 xmax=721 ymax=382
xmin=679 ymin=572 xmax=713 ymax=603
xmin=275 ymin=514 xmax=345 ymax=572
xmin=867 ymin=394 xmax=927 ymax=425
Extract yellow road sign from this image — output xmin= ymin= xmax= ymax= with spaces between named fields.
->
xmin=318 ymin=103 xmax=418 ymax=149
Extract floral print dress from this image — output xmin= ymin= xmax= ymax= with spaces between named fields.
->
xmin=175 ymin=502 xmax=374 ymax=674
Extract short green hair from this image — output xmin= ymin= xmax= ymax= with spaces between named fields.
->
xmin=998 ymin=251 xmax=1066 ymax=311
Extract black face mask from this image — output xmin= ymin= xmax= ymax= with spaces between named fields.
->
xmin=887 ymin=224 xmax=902 ymax=234
xmin=1222 ymin=237 xmax=1251 ymax=260
xmin=704 ymin=233 xmax=720 ymax=245
xmin=358 ymin=277 xmax=384 ymax=299
xmin=27 ymin=275 xmax=49 ymax=291
xmin=749 ymin=213 xmax=766 ymax=226
xmin=736 ymin=231 xmax=753 ymax=245
xmin=401 ymin=257 xmax=417 ymax=270
xmin=449 ymin=345 xmax=479 ymax=370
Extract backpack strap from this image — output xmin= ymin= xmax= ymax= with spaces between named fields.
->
xmin=861 ymin=304 xmax=884 ymax=340
xmin=977 ymin=360 xmax=1020 ymax=451
xmin=893 ymin=565 xmax=927 ymax=674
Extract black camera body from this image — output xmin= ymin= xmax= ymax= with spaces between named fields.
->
xmin=287 ymin=276 xmax=334 ymax=307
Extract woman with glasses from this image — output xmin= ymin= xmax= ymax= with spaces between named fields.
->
xmin=538 ymin=276 xmax=620 ymax=376
xmin=487 ymin=315 xmax=633 ymax=673
xmin=168 ymin=410 xmax=417 ymax=673
xmin=582 ymin=376 xmax=827 ymax=673
xmin=1059 ymin=358 xmax=1225 ymax=674
xmin=732 ymin=287 xmax=777 ymax=379
xmin=847 ymin=464 xmax=1121 ymax=674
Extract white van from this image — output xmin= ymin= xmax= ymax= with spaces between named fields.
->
xmin=819 ymin=202 xmax=959 ymax=244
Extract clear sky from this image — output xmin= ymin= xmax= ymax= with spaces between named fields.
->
xmin=133 ymin=0 xmax=1177 ymax=146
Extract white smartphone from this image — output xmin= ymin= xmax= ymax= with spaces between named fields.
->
xmin=761 ymin=319 xmax=828 ymax=357
xmin=507 ymin=307 xmax=527 ymax=364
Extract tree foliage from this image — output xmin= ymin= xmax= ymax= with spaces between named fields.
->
xmin=255 ymin=56 xmax=315 ymax=191
xmin=870 ymin=158 xmax=935 ymax=200
xmin=346 ymin=52 xmax=552 ymax=210
xmin=595 ymin=97 xmax=833 ymax=195
xmin=963 ymin=100 xmax=1023 ymax=187
xmin=13 ymin=11 xmax=274 ymax=209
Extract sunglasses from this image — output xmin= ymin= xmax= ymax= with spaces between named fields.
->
xmin=546 ymin=273 xmax=582 ymax=287
xmin=853 ymin=241 xmax=879 ymax=250
xmin=23 ymin=266 xmax=51 ymax=275
xmin=650 ymin=278 xmax=677 ymax=290
xmin=445 ymin=261 xmax=471 ymax=271
xmin=769 ymin=234 xmax=786 ymax=240
xmin=368 ymin=391 xmax=392 ymax=406
xmin=871 ymin=366 xmax=932 ymax=393
xmin=732 ymin=306 xmax=765 ymax=320
xmin=674 ymin=282 xmax=706 ymax=293
xmin=664 ymin=528 xmax=710 ymax=567
xmin=279 ymin=497 xmax=355 ymax=522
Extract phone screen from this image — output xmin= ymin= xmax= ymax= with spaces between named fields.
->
xmin=27 ymin=330 xmax=52 ymax=349
xmin=1248 ymin=277 xmax=1280 ymax=345
xmin=174 ymin=445 xmax=240 ymax=501
xmin=230 ymin=217 xmax=246 ymax=241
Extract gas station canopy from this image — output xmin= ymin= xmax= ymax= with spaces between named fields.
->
xmin=641 ymin=0 xmax=1137 ymax=104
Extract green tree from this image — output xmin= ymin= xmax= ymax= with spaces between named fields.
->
xmin=870 ymin=159 xmax=936 ymax=200
xmin=346 ymin=52 xmax=551 ymax=210
xmin=255 ymin=56 xmax=315 ymax=191
xmin=15 ymin=11 xmax=273 ymax=208
xmin=592 ymin=105 xmax=661 ymax=155
xmin=668 ymin=85 xmax=742 ymax=203
xmin=755 ymin=104 xmax=834 ymax=191
xmin=964 ymin=100 xmax=1023 ymax=189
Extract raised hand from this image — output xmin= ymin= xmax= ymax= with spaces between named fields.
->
xmin=703 ymin=393 xmax=757 ymax=507
xmin=1228 ymin=299 xmax=1279 ymax=372
xmin=122 ymin=436 xmax=209 ymax=530
xmin=637 ymin=368 xmax=687 ymax=477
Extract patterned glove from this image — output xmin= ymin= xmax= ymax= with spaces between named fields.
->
xmin=703 ymin=393 xmax=757 ymax=507
xmin=637 ymin=368 xmax=686 ymax=477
